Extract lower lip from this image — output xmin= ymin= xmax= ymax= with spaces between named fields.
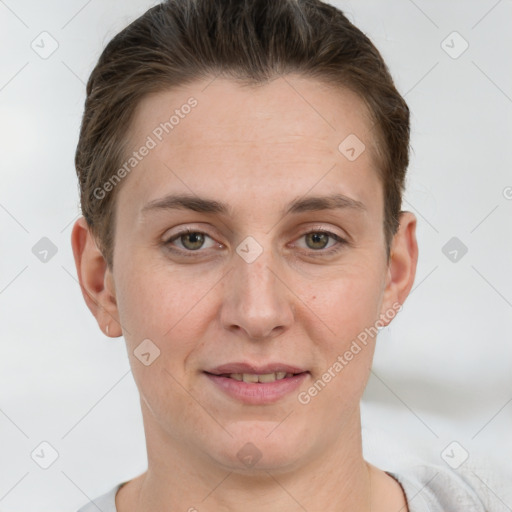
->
xmin=205 ymin=372 xmax=309 ymax=405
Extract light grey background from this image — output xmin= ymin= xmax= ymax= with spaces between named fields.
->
xmin=1 ymin=0 xmax=511 ymax=510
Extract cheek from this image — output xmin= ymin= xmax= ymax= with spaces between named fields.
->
xmin=114 ymin=259 xmax=220 ymax=366
xmin=311 ymin=265 xmax=384 ymax=347
xmin=116 ymin=259 xmax=180 ymax=331
xmin=300 ymin=265 xmax=383 ymax=407
xmin=114 ymin=263 xmax=216 ymax=428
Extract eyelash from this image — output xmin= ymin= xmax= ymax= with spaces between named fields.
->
xmin=163 ymin=228 xmax=348 ymax=258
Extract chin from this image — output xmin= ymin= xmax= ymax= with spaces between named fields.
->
xmin=207 ymin=421 xmax=308 ymax=473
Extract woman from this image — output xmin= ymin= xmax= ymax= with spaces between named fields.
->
xmin=71 ymin=1 xmax=503 ymax=510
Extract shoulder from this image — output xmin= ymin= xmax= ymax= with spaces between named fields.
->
xmin=76 ymin=482 xmax=126 ymax=512
xmin=387 ymin=460 xmax=511 ymax=512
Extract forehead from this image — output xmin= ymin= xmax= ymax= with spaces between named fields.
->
xmin=121 ymin=75 xmax=382 ymax=215
xmin=130 ymin=75 xmax=376 ymax=154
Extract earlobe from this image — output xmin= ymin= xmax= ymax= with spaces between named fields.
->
xmin=379 ymin=211 xmax=418 ymax=326
xmin=70 ymin=217 xmax=122 ymax=337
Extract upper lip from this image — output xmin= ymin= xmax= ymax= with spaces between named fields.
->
xmin=205 ymin=362 xmax=308 ymax=375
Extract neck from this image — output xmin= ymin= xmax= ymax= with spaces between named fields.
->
xmin=123 ymin=403 xmax=374 ymax=512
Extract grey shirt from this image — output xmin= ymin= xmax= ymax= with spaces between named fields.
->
xmin=76 ymin=462 xmax=510 ymax=512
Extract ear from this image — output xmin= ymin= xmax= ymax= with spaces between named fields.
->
xmin=378 ymin=211 xmax=418 ymax=327
xmin=70 ymin=217 xmax=122 ymax=337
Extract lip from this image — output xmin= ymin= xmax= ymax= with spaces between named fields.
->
xmin=206 ymin=362 xmax=307 ymax=375
xmin=204 ymin=362 xmax=309 ymax=405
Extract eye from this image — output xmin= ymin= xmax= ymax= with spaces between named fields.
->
xmin=165 ymin=229 xmax=219 ymax=253
xmin=294 ymin=229 xmax=347 ymax=255
xmin=163 ymin=227 xmax=348 ymax=258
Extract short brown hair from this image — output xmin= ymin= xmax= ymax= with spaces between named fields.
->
xmin=75 ymin=0 xmax=410 ymax=269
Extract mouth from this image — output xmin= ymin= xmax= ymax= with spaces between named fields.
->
xmin=204 ymin=363 xmax=309 ymax=404
xmin=209 ymin=371 xmax=300 ymax=383
xmin=204 ymin=362 xmax=308 ymax=381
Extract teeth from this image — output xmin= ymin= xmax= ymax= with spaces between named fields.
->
xmin=258 ymin=373 xmax=277 ymax=383
xmin=242 ymin=373 xmax=259 ymax=383
xmin=228 ymin=372 xmax=294 ymax=383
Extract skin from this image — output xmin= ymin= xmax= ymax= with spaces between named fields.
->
xmin=72 ymin=75 xmax=418 ymax=511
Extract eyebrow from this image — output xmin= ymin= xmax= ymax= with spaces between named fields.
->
xmin=140 ymin=192 xmax=366 ymax=218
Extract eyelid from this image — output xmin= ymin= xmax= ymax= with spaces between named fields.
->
xmin=294 ymin=224 xmax=347 ymax=240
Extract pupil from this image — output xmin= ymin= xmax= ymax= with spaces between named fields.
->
xmin=307 ymin=233 xmax=328 ymax=249
xmin=183 ymin=232 xmax=204 ymax=250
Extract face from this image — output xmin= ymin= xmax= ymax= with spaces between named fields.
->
xmin=79 ymin=75 xmax=416 ymax=473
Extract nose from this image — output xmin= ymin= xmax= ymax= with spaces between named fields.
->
xmin=219 ymin=239 xmax=295 ymax=342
